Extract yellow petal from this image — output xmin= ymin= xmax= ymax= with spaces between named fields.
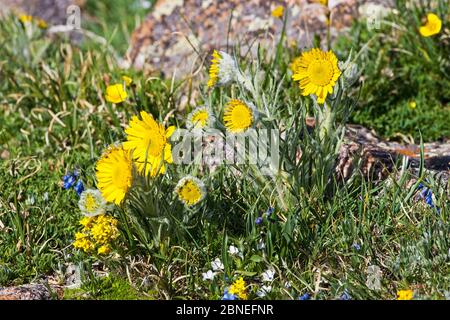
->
xmin=164 ymin=144 xmax=173 ymax=163
xmin=165 ymin=126 xmax=176 ymax=138
xmin=122 ymin=76 xmax=133 ymax=86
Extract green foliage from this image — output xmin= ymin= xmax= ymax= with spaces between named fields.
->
xmin=83 ymin=0 xmax=154 ymax=55
xmin=64 ymin=274 xmax=149 ymax=300
xmin=336 ymin=0 xmax=450 ymax=141
xmin=0 ymin=159 xmax=79 ymax=285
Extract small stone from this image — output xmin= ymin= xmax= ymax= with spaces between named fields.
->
xmin=0 ymin=284 xmax=63 ymax=300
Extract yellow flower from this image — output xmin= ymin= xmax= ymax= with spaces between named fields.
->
xmin=208 ymin=50 xmax=238 ymax=87
xmin=73 ymin=232 xmax=95 ymax=252
xmin=290 ymin=56 xmax=302 ymax=74
xmin=292 ymin=48 xmax=341 ymax=104
xmin=187 ymin=106 xmax=215 ymax=129
xmin=96 ymin=145 xmax=133 ymax=205
xmin=124 ymin=111 xmax=175 ymax=177
xmin=408 ymin=101 xmax=417 ymax=109
xmin=97 ymin=245 xmax=111 ymax=255
xmin=208 ymin=50 xmax=222 ymax=87
xmin=105 ymin=84 xmax=127 ymax=104
xmin=36 ymin=18 xmax=48 ymax=29
xmin=223 ymin=99 xmax=256 ymax=133
xmin=73 ymin=215 xmax=119 ymax=254
xmin=90 ymin=215 xmax=119 ymax=245
xmin=75 ymin=232 xmax=87 ymax=241
xmin=19 ymin=14 xmax=33 ymax=23
xmin=315 ymin=0 xmax=328 ymax=6
xmin=397 ymin=289 xmax=414 ymax=300
xmin=271 ymin=6 xmax=284 ymax=19
xmin=229 ymin=277 xmax=248 ymax=300
xmin=80 ymin=216 xmax=94 ymax=229
xmin=175 ymin=176 xmax=206 ymax=206
xmin=419 ymin=13 xmax=442 ymax=37
xmin=122 ymin=76 xmax=133 ymax=86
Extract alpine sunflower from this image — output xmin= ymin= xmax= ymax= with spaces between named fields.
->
xmin=187 ymin=106 xmax=215 ymax=129
xmin=223 ymin=99 xmax=257 ymax=133
xmin=36 ymin=18 xmax=48 ymax=29
xmin=124 ymin=111 xmax=175 ymax=177
xmin=292 ymin=48 xmax=341 ymax=104
xmin=271 ymin=6 xmax=284 ymax=19
xmin=208 ymin=50 xmax=239 ymax=87
xmin=105 ymin=84 xmax=127 ymax=104
xmin=96 ymin=145 xmax=133 ymax=205
xmin=19 ymin=14 xmax=32 ymax=23
xmin=419 ymin=13 xmax=442 ymax=37
xmin=175 ymin=176 xmax=206 ymax=206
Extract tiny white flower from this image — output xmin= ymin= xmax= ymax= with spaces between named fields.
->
xmin=257 ymin=240 xmax=266 ymax=250
xmin=228 ymin=245 xmax=243 ymax=258
xmin=211 ymin=258 xmax=224 ymax=271
xmin=256 ymin=285 xmax=272 ymax=298
xmin=228 ymin=245 xmax=239 ymax=255
xmin=26 ymin=194 xmax=35 ymax=206
xmin=202 ymin=270 xmax=216 ymax=281
xmin=261 ymin=269 xmax=275 ymax=282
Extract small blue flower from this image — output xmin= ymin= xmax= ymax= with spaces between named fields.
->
xmin=63 ymin=173 xmax=76 ymax=189
xmin=265 ymin=207 xmax=275 ymax=216
xmin=222 ymin=288 xmax=237 ymax=300
xmin=298 ymin=293 xmax=310 ymax=300
xmin=417 ymin=185 xmax=440 ymax=212
xmin=352 ymin=243 xmax=361 ymax=251
xmin=255 ymin=216 xmax=263 ymax=225
xmin=425 ymin=193 xmax=434 ymax=207
xmin=74 ymin=180 xmax=85 ymax=196
xmin=265 ymin=207 xmax=277 ymax=223
xmin=340 ymin=290 xmax=351 ymax=300
xmin=420 ymin=187 xmax=431 ymax=199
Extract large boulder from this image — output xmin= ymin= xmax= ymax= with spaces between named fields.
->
xmin=337 ymin=123 xmax=450 ymax=182
xmin=126 ymin=0 xmax=367 ymax=76
xmin=0 ymin=0 xmax=85 ymax=25
xmin=0 ymin=284 xmax=63 ymax=300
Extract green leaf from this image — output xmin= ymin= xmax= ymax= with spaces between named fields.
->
xmin=249 ymin=255 xmax=263 ymax=263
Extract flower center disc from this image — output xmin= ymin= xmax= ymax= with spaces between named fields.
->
xmin=192 ymin=112 xmax=208 ymax=127
xmin=144 ymin=133 xmax=165 ymax=157
xmin=308 ymin=59 xmax=334 ymax=86
xmin=231 ymin=104 xmax=253 ymax=130
xmin=112 ymin=164 xmax=131 ymax=191
xmin=180 ymin=181 xmax=202 ymax=204
xmin=85 ymin=194 xmax=99 ymax=212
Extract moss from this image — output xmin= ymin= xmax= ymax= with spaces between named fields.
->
xmin=64 ymin=275 xmax=152 ymax=300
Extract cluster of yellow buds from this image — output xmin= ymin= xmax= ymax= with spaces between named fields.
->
xmin=73 ymin=215 xmax=119 ymax=255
